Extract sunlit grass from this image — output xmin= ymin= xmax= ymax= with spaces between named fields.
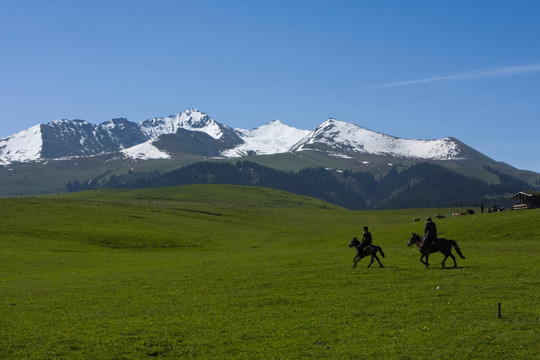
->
xmin=0 ymin=185 xmax=538 ymax=359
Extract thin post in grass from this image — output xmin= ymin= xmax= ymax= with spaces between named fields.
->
xmin=497 ymin=302 xmax=502 ymax=318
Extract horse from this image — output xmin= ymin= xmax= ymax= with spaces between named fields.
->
xmin=348 ymin=237 xmax=385 ymax=268
xmin=407 ymin=233 xmax=465 ymax=268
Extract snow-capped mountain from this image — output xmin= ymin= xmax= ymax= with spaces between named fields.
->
xmin=139 ymin=109 xmax=230 ymax=140
xmin=122 ymin=109 xmax=244 ymax=159
xmin=0 ymin=108 xmax=472 ymax=165
xmin=0 ymin=117 xmax=148 ymax=164
xmin=0 ymin=109 xmax=241 ymax=164
xmin=291 ymin=118 xmax=465 ymax=160
xmin=222 ymin=120 xmax=311 ymax=157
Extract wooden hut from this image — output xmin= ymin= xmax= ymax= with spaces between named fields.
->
xmin=511 ymin=191 xmax=540 ymax=210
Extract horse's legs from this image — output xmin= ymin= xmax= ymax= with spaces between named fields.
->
xmin=367 ymin=254 xmax=377 ymax=268
xmin=353 ymin=255 xmax=359 ymax=268
xmin=421 ymin=253 xmax=430 ymax=267
xmin=449 ymin=253 xmax=457 ymax=268
xmin=442 ymin=255 xmax=448 ymax=268
xmin=374 ymin=254 xmax=384 ymax=268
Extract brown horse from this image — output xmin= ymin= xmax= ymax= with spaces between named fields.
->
xmin=348 ymin=237 xmax=385 ymax=268
xmin=408 ymin=233 xmax=465 ymax=268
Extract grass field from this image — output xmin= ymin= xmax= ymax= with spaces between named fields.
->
xmin=0 ymin=184 xmax=538 ymax=359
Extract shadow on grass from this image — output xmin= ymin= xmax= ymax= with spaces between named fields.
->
xmin=438 ymin=265 xmax=476 ymax=270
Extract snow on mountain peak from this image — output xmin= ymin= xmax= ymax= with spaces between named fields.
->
xmin=293 ymin=117 xmax=464 ymax=160
xmin=139 ymin=108 xmax=224 ymax=139
xmin=221 ymin=120 xmax=311 ymax=157
xmin=0 ymin=109 xmax=468 ymax=165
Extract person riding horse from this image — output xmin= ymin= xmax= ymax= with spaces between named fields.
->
xmin=357 ymin=226 xmax=372 ymax=258
xmin=348 ymin=235 xmax=385 ymax=268
xmin=422 ymin=217 xmax=438 ymax=251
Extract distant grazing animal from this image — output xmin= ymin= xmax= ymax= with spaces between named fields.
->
xmin=348 ymin=237 xmax=385 ymax=268
xmin=451 ymin=209 xmax=474 ymax=217
xmin=407 ymin=233 xmax=465 ymax=268
xmin=414 ymin=217 xmax=420 ymax=222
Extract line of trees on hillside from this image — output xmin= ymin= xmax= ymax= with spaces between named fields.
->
xmin=66 ymin=161 xmax=534 ymax=210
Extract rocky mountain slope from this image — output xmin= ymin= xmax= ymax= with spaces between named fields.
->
xmin=1 ymin=109 xmax=481 ymax=165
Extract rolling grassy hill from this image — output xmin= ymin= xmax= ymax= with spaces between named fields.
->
xmin=0 ymin=185 xmax=538 ymax=359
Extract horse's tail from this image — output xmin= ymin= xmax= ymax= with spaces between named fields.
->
xmin=377 ymin=246 xmax=385 ymax=258
xmin=450 ymin=240 xmax=466 ymax=259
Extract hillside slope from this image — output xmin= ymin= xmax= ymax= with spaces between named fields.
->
xmin=87 ymin=161 xmax=531 ymax=210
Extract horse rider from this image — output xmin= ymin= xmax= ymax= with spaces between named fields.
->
xmin=422 ymin=217 xmax=438 ymax=251
xmin=358 ymin=226 xmax=373 ymax=257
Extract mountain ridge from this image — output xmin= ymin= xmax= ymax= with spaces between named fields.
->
xmin=1 ymin=108 xmax=485 ymax=165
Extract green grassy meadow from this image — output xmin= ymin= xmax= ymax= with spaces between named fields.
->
xmin=0 ymin=185 xmax=538 ymax=359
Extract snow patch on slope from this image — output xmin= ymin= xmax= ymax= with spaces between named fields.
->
xmin=122 ymin=139 xmax=170 ymax=160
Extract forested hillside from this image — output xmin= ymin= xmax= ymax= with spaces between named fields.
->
xmin=372 ymin=163 xmax=528 ymax=209
xmin=66 ymin=161 xmax=534 ymax=210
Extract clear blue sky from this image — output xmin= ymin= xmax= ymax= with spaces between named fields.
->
xmin=1 ymin=0 xmax=540 ymax=172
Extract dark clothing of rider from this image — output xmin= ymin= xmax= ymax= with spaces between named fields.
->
xmin=423 ymin=218 xmax=437 ymax=249
xmin=358 ymin=226 xmax=372 ymax=257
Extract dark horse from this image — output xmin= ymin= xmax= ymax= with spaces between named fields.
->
xmin=408 ymin=233 xmax=465 ymax=268
xmin=348 ymin=237 xmax=385 ymax=268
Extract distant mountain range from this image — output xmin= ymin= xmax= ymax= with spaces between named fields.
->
xmin=0 ymin=108 xmax=494 ymax=164
xmin=0 ymin=108 xmax=538 ymax=202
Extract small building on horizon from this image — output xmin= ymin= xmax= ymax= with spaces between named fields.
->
xmin=511 ymin=191 xmax=540 ymax=210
